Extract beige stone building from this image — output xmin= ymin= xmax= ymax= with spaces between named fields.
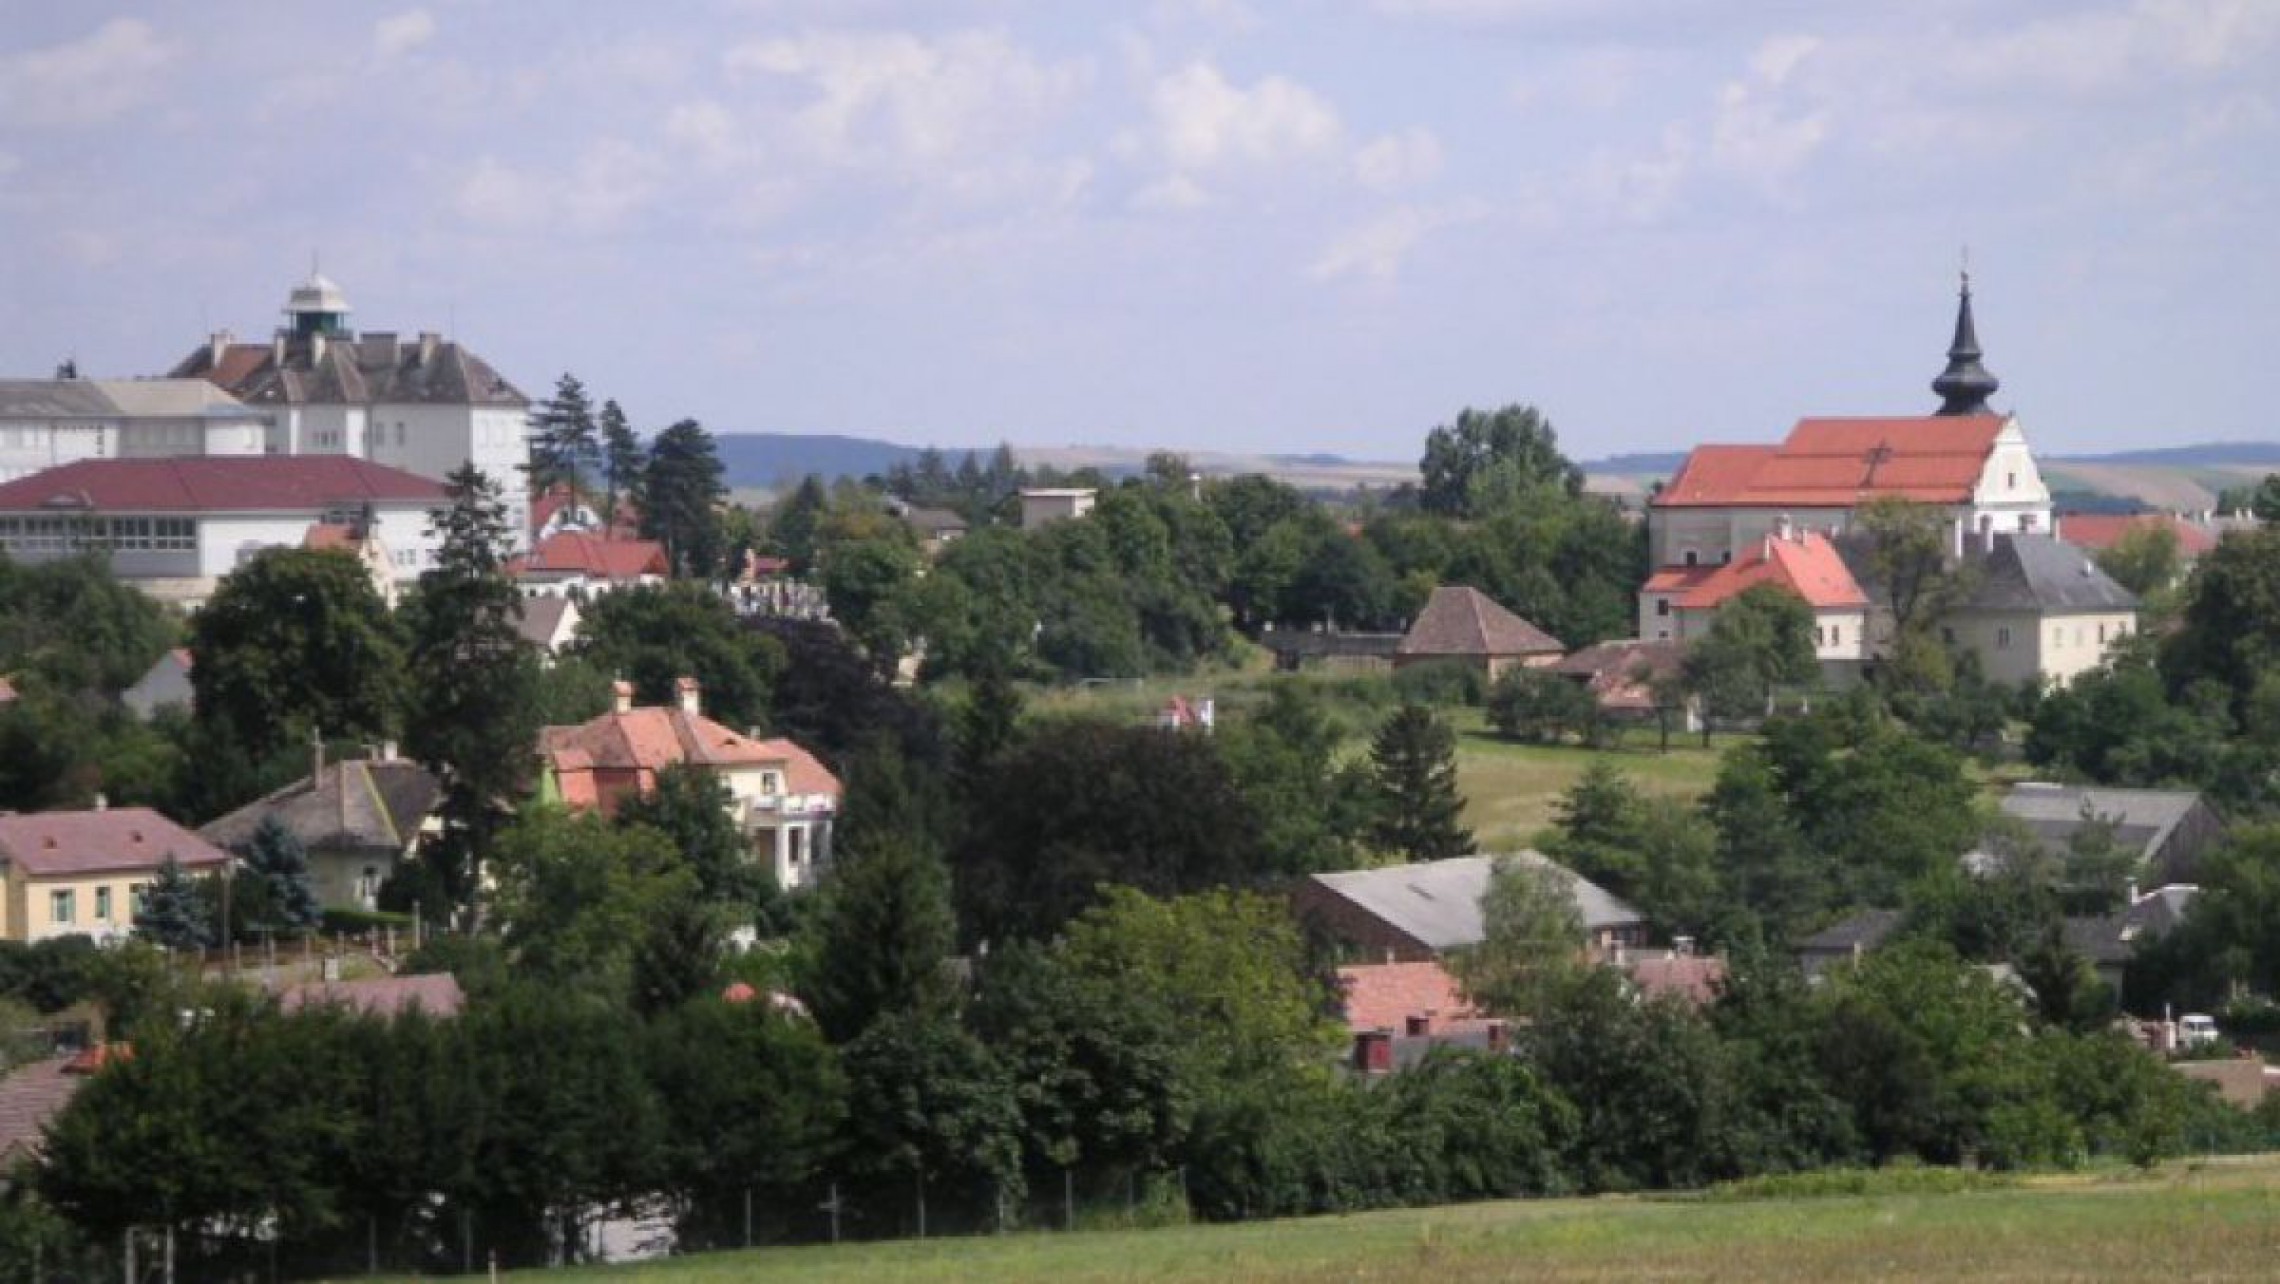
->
xmin=0 ymin=808 xmax=232 ymax=943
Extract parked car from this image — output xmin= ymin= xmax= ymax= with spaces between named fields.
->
xmin=2180 ymin=1013 xmax=2221 ymax=1047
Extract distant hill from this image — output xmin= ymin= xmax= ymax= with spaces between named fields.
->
xmin=714 ymin=434 xmax=970 ymax=489
xmin=2053 ymin=442 xmax=2280 ymax=467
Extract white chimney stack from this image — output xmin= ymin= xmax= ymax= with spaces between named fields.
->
xmin=611 ymin=679 xmax=634 ymax=715
xmin=676 ymin=675 xmax=702 ymax=715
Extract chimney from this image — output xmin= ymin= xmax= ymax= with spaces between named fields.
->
xmin=208 ymin=329 xmax=234 ymax=369
xmin=1775 ymin=513 xmax=1795 ymax=543
xmin=1405 ymin=1012 xmax=1435 ymax=1038
xmin=311 ymin=332 xmax=327 ymax=367
xmin=1485 ymin=1019 xmax=1510 ymax=1054
xmin=676 ymin=675 xmax=701 ymax=715
xmin=611 ymin=680 xmax=634 ymax=715
xmin=1674 ymin=934 xmax=1695 ymax=957
xmin=380 ymin=740 xmax=398 ymax=763
xmin=360 ymin=331 xmax=398 ymax=365
xmin=92 ymin=793 xmax=107 ymax=812
xmin=311 ymin=727 xmax=325 ymax=781
xmin=1354 ymin=1029 xmax=1394 ymax=1075
xmin=418 ymin=332 xmax=441 ymax=364
xmin=271 ymin=333 xmax=287 ymax=366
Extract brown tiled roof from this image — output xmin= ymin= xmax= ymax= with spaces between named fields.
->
xmin=0 ymin=808 xmax=230 ymax=878
xmin=0 ymin=1052 xmax=108 ymax=1164
xmin=0 ymin=456 xmax=445 ymax=514
xmin=1398 ymin=586 xmax=1563 ymax=659
xmin=1624 ymin=953 xmax=1728 ymax=1006
xmin=199 ymin=758 xmax=441 ymax=856
xmin=2055 ymin=513 xmax=2220 ymax=558
xmin=1552 ymin=639 xmax=1687 ymax=712
xmin=278 ymin=973 xmax=465 ymax=1019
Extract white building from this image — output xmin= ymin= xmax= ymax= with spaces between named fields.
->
xmin=165 ymin=273 xmax=532 ymax=547
xmin=0 ymin=379 xmax=270 ymax=482
xmin=0 ymin=456 xmax=448 ymax=608
xmin=1019 ymin=487 xmax=1097 ymax=529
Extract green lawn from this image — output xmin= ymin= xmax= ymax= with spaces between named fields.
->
xmin=505 ymin=1158 xmax=2280 ymax=1283
xmin=1449 ymin=712 xmax=1736 ymax=851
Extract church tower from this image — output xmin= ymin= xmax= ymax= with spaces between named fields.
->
xmin=1930 ymin=270 xmax=2000 ymax=416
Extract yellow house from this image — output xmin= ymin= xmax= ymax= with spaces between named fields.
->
xmin=0 ymin=807 xmax=232 ymax=943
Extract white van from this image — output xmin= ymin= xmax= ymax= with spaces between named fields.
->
xmin=2180 ymin=1013 xmax=2220 ymax=1047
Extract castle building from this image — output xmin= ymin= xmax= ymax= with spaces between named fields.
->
xmin=166 ymin=272 xmax=532 ymax=547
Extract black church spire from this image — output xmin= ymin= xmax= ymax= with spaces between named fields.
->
xmin=1931 ymin=270 xmax=2000 ymax=416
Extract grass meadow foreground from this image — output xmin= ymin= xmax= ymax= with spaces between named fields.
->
xmin=500 ymin=1157 xmax=2280 ymax=1284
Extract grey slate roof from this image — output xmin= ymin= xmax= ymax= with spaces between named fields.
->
xmin=171 ymin=335 xmax=527 ymax=408
xmin=1797 ymin=909 xmax=1904 ymax=957
xmin=2063 ymin=885 xmax=2198 ymax=967
xmin=0 ymin=379 xmax=257 ymax=420
xmin=1309 ymin=852 xmax=1644 ymax=951
xmin=1964 ymin=533 xmax=2138 ymax=613
xmin=516 ymin=596 xmax=578 ymax=651
xmin=1997 ymin=783 xmax=2203 ymax=865
xmin=200 ymin=757 xmax=441 ymax=856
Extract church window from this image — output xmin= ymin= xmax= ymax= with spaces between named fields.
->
xmin=1996 ymin=627 xmax=2012 ymax=650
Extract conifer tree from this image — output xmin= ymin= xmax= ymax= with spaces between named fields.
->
xmin=798 ymin=832 xmax=957 ymax=1044
xmin=531 ymin=372 xmax=599 ymax=497
xmin=1368 ymin=703 xmax=1473 ymax=862
xmin=134 ymin=855 xmax=214 ymax=951
xmin=241 ymin=815 xmax=322 ymax=933
xmin=598 ymin=398 xmax=642 ymax=527
xmin=641 ymin=419 xmax=728 ymax=579
xmin=402 ymin=465 xmax=541 ymax=912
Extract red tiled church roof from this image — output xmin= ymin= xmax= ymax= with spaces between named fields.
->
xmin=1654 ymin=415 xmax=2008 ymax=509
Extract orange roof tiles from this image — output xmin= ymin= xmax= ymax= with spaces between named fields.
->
xmin=1335 ymin=960 xmax=1476 ymax=1033
xmin=508 ymin=530 xmax=668 ymax=582
xmin=1654 ymin=415 xmax=2008 ymax=508
xmin=537 ymin=703 xmax=841 ymax=814
xmin=1649 ymin=531 xmax=1867 ymax=612
xmin=2056 ymin=513 xmax=2219 ymax=558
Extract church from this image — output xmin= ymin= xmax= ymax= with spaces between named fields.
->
xmin=1641 ymin=277 xmax=2136 ymax=689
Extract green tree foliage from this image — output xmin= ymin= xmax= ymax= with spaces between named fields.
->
xmin=2165 ymin=524 xmax=2280 ymax=715
xmin=798 ymin=834 xmax=958 ymax=1044
xmin=2096 ymin=522 xmax=2182 ymax=597
xmin=822 ymin=536 xmax=923 ymax=675
xmin=768 ymin=475 xmax=831 ymax=573
xmin=1755 ymin=704 xmax=1982 ymax=911
xmin=1487 ymin=666 xmax=1601 ymax=744
xmin=236 ymin=815 xmax=322 ymax=934
xmin=1853 ymin=497 xmax=1971 ymax=637
xmin=0 ymin=553 xmax=175 ymax=696
xmin=529 ymin=372 xmax=599 ymax=497
xmin=837 ymin=1011 xmax=1025 ymax=1229
xmin=572 ymin=582 xmax=782 ymax=730
xmin=1217 ymin=681 xmax=1370 ymax=874
xmin=1419 ymin=404 xmax=1582 ymax=518
xmin=641 ymin=418 xmax=729 ymax=578
xmin=1541 ymin=763 xmax=1721 ymax=935
xmin=485 ymin=806 xmax=691 ymax=1000
xmin=401 ymin=464 xmax=542 ymax=911
xmin=952 ymin=719 xmax=1269 ymax=943
xmin=643 ymin=998 xmax=846 ymax=1249
xmin=1681 ymin=583 xmax=1820 ymax=721
xmin=1453 ymin=856 xmax=1589 ymax=1018
xmin=616 ymin=764 xmax=759 ymax=909
xmin=189 ymin=548 xmax=405 ymax=764
xmin=133 ymin=855 xmax=214 ymax=951
xmin=1366 ymin=704 xmax=1472 ymax=862
xmin=2026 ymin=639 xmax=2235 ymax=788
xmin=2129 ymin=825 xmax=2280 ymax=1008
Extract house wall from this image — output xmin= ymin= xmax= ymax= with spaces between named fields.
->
xmin=2151 ymin=801 xmax=2229 ymax=885
xmin=1288 ymin=881 xmax=1436 ymax=963
xmin=2 ymin=868 xmax=186 ymax=944
xmin=1946 ymin=608 xmax=2132 ymax=688
xmin=1967 ymin=424 xmax=2054 ymax=535
xmin=310 ymin=846 xmax=400 ymax=912
xmin=361 ymin=403 xmax=531 ymax=552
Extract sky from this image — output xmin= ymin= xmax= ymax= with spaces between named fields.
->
xmin=1 ymin=1 xmax=2275 ymax=461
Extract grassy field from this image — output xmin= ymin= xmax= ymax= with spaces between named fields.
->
xmin=1446 ymin=711 xmax=1733 ymax=851
xmin=510 ymin=1158 xmax=2280 ymax=1283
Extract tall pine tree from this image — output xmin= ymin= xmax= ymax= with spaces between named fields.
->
xmin=1368 ymin=703 xmax=1474 ymax=862
xmin=798 ymin=831 xmax=957 ymax=1044
xmin=598 ymin=398 xmax=642 ymax=528
xmin=641 ymin=419 xmax=728 ymax=579
xmin=530 ymin=372 xmax=599 ymax=498
xmin=401 ymin=465 xmax=542 ymax=914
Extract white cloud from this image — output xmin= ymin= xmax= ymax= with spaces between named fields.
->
xmin=1947 ymin=0 xmax=2280 ymax=96
xmin=1143 ymin=61 xmax=1342 ymax=171
xmin=1353 ymin=127 xmax=1444 ymax=190
xmin=0 ymin=18 xmax=175 ymax=128
xmin=666 ymin=100 xmax=744 ymax=168
xmin=726 ymin=30 xmax=1090 ymax=171
xmin=1308 ymin=200 xmax=1486 ymax=283
xmin=1132 ymin=173 xmax=1212 ymax=212
xmin=455 ymin=139 xmax=664 ymax=233
xmin=374 ymin=10 xmax=437 ymax=60
xmin=1707 ymin=36 xmax=1828 ymax=186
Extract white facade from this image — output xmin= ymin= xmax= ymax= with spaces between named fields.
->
xmin=0 ymin=380 xmax=269 ymax=482
xmin=0 ymin=503 xmax=444 ymax=609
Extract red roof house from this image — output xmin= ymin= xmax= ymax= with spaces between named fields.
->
xmin=1396 ymin=586 xmax=1564 ymax=680
xmin=0 ymin=808 xmax=232 ymax=942
xmin=2054 ymin=513 xmax=2221 ymax=560
xmin=507 ymin=530 xmax=669 ymax=593
xmin=1642 ymin=529 xmax=1867 ymax=613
